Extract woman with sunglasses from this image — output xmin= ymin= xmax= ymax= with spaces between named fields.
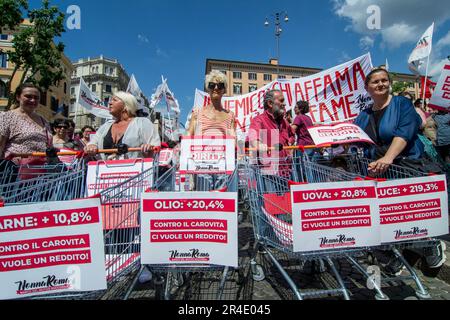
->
xmin=188 ymin=70 xmax=236 ymax=137
xmin=52 ymin=118 xmax=80 ymax=150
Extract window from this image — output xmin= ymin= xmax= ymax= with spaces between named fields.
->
xmin=220 ymin=70 xmax=227 ymax=75
xmin=51 ymin=97 xmax=58 ymax=112
xmin=233 ymin=71 xmax=242 ymax=79
xmin=278 ymin=75 xmax=286 ymax=79
xmin=91 ymin=84 xmax=97 ymax=92
xmin=0 ymin=34 xmax=8 ymax=40
xmin=64 ymin=82 xmax=67 ymax=94
xmin=233 ymin=83 xmax=242 ymax=95
xmin=40 ymin=91 xmax=47 ymax=106
xmin=104 ymin=96 xmax=110 ymax=105
xmin=70 ymin=87 xmax=75 ymax=95
xmin=105 ymin=84 xmax=112 ymax=93
xmin=248 ymin=73 xmax=257 ymax=81
xmin=0 ymin=53 xmax=8 ymax=68
xmin=249 ymin=84 xmax=258 ymax=92
xmin=264 ymin=74 xmax=272 ymax=81
xmin=0 ymin=80 xmax=6 ymax=98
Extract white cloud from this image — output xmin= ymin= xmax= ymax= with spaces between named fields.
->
xmin=436 ymin=30 xmax=450 ymax=52
xmin=338 ymin=51 xmax=351 ymax=63
xmin=428 ymin=58 xmax=448 ymax=78
xmin=156 ymin=46 xmax=169 ymax=59
xmin=333 ymin=0 xmax=450 ymax=48
xmin=380 ymin=23 xmax=418 ymax=48
xmin=359 ymin=35 xmax=375 ymax=50
xmin=137 ymin=34 xmax=149 ymax=44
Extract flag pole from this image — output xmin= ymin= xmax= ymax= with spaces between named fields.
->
xmin=422 ymin=55 xmax=430 ymax=110
xmin=73 ymin=77 xmax=82 ymax=129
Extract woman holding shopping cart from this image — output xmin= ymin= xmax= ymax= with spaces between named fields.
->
xmin=354 ymin=67 xmax=446 ymax=275
xmin=187 ymin=70 xmax=236 ymax=137
xmin=186 ymin=70 xmax=236 ymax=190
xmin=0 ymin=83 xmax=55 ymax=181
xmin=85 ymin=91 xmax=160 ymax=159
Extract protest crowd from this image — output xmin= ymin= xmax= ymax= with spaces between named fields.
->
xmin=0 ymin=25 xmax=450 ymax=300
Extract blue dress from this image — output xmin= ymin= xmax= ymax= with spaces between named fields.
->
xmin=354 ymin=96 xmax=424 ymax=160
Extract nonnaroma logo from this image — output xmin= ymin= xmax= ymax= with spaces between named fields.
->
xmin=169 ymin=249 xmax=210 ymax=262
xmin=15 ymin=275 xmax=72 ymax=295
xmin=319 ymin=234 xmax=356 ymax=248
xmin=394 ymin=227 xmax=428 ymax=240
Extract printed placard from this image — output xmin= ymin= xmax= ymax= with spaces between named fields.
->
xmin=377 ymin=175 xmax=448 ymax=243
xmin=140 ymin=192 xmax=238 ymax=267
xmin=429 ymin=64 xmax=450 ymax=111
xmin=86 ymin=159 xmax=154 ymax=230
xmin=291 ymin=181 xmax=380 ymax=252
xmin=308 ymin=123 xmax=375 ymax=147
xmin=158 ymin=149 xmax=174 ymax=167
xmin=0 ymin=198 xmax=106 ymax=300
xmin=179 ymin=136 xmax=235 ymax=174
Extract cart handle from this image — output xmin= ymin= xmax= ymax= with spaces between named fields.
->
xmin=9 ymin=146 xmax=161 ymax=158
xmin=244 ymin=144 xmax=331 ymax=152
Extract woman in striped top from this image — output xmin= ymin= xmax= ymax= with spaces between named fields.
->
xmin=188 ymin=70 xmax=236 ymax=137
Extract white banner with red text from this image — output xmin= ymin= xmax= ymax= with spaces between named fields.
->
xmin=0 ymin=198 xmax=106 ymax=300
xmin=429 ymin=64 xmax=450 ymax=111
xmin=291 ymin=181 xmax=380 ymax=252
xmin=140 ymin=192 xmax=238 ymax=267
xmin=179 ymin=136 xmax=235 ymax=175
xmin=308 ymin=123 xmax=375 ymax=146
xmin=377 ymin=175 xmax=448 ymax=243
xmin=86 ymin=159 xmax=154 ymax=230
xmin=193 ymin=53 xmax=373 ymax=140
xmin=77 ymin=78 xmax=113 ymax=120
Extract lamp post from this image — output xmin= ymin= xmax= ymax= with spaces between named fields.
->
xmin=265 ymin=11 xmax=289 ymax=79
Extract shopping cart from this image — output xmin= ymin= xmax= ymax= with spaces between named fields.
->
xmin=346 ymin=156 xmax=448 ymax=299
xmin=245 ymin=148 xmax=394 ymax=300
xmin=124 ymin=139 xmax=241 ymax=300
xmin=0 ymin=152 xmax=86 ymax=205
xmin=1 ymin=147 xmax=160 ymax=300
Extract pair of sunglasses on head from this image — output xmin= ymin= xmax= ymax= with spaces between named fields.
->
xmin=208 ymin=82 xmax=225 ymax=90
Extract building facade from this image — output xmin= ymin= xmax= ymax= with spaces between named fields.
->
xmin=70 ymin=55 xmax=130 ymax=129
xmin=0 ymin=24 xmax=73 ymax=121
xmin=205 ymin=58 xmax=422 ymax=99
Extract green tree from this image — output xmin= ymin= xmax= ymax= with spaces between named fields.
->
xmin=0 ymin=0 xmax=28 ymax=33
xmin=0 ymin=0 xmax=66 ymax=109
xmin=391 ymin=81 xmax=410 ymax=95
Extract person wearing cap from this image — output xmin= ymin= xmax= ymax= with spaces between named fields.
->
xmin=85 ymin=91 xmax=160 ymax=160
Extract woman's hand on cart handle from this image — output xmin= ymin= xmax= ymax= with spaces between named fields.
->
xmin=141 ymin=144 xmax=159 ymax=154
xmin=368 ymin=156 xmax=393 ymax=176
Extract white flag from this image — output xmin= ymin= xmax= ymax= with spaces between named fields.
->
xmin=149 ymin=76 xmax=180 ymax=114
xmin=408 ymin=22 xmax=434 ymax=74
xmin=77 ymin=78 xmax=113 ymax=120
xmin=126 ymin=74 xmax=147 ymax=111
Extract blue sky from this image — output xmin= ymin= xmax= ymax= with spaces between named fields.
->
xmin=37 ymin=0 xmax=450 ymax=124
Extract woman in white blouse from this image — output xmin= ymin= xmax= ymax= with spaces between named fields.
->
xmin=85 ymin=92 xmax=160 ymax=160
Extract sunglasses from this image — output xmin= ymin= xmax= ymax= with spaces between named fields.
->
xmin=208 ymin=82 xmax=225 ymax=90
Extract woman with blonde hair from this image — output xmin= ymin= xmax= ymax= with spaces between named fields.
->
xmin=188 ymin=70 xmax=236 ymax=137
xmin=86 ymin=91 xmax=160 ymax=160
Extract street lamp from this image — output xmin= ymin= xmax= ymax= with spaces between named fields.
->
xmin=264 ymin=11 xmax=289 ymax=78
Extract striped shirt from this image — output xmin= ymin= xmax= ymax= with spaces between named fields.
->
xmin=194 ymin=108 xmax=234 ymax=136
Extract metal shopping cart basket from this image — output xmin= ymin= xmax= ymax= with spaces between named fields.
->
xmin=0 ymin=154 xmax=86 ymax=204
xmin=123 ymin=163 xmax=242 ymax=301
xmin=344 ymin=156 xmax=448 ymax=299
xmin=245 ymin=152 xmax=396 ymax=300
